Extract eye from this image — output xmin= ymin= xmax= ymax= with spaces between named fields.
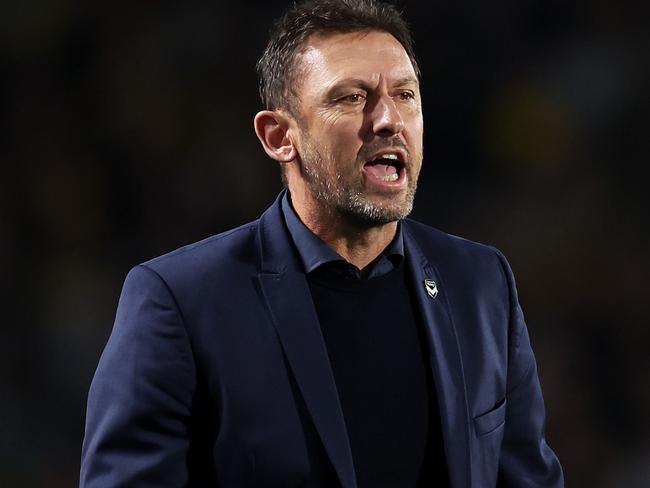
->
xmin=398 ymin=91 xmax=416 ymax=101
xmin=339 ymin=93 xmax=366 ymax=104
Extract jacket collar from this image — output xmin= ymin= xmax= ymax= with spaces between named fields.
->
xmin=257 ymin=190 xmax=303 ymax=274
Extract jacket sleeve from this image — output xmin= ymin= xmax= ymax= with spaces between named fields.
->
xmin=494 ymin=250 xmax=564 ymax=487
xmin=80 ymin=265 xmax=197 ymax=487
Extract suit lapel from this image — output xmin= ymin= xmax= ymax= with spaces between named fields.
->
xmin=404 ymin=224 xmax=472 ymax=488
xmin=256 ymin=194 xmax=357 ymax=488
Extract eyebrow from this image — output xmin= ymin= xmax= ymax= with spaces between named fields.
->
xmin=393 ymin=76 xmax=419 ymax=87
xmin=326 ymin=78 xmax=372 ymax=96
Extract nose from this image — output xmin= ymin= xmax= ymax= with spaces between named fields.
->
xmin=370 ymin=95 xmax=405 ymax=137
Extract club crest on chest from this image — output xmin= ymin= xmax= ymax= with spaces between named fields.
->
xmin=424 ymin=279 xmax=439 ymax=299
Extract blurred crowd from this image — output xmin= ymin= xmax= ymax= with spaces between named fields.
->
xmin=1 ymin=1 xmax=648 ymax=486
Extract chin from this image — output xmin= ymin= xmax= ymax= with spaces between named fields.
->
xmin=338 ymin=193 xmax=415 ymax=227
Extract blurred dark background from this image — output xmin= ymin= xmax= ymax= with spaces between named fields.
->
xmin=1 ymin=0 xmax=648 ymax=486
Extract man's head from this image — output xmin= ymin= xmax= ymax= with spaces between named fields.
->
xmin=256 ymin=0 xmax=420 ymax=115
xmin=254 ymin=0 xmax=424 ymax=227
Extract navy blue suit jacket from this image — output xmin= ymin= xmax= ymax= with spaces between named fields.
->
xmin=81 ymin=192 xmax=563 ymax=487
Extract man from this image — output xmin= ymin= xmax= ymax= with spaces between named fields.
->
xmin=81 ymin=0 xmax=564 ymax=486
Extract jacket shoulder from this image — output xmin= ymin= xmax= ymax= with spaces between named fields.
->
xmin=403 ymin=218 xmax=516 ymax=312
xmin=403 ymin=218 xmax=502 ymax=263
xmin=138 ymin=220 xmax=260 ymax=285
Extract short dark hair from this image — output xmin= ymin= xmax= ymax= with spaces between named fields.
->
xmin=256 ymin=0 xmax=420 ymax=114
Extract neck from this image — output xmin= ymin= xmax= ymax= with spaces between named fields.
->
xmin=290 ymin=189 xmax=398 ymax=271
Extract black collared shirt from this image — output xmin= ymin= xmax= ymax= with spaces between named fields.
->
xmin=281 ymin=192 xmax=404 ymax=279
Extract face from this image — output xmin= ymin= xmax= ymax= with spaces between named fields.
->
xmin=290 ymin=30 xmax=424 ymax=226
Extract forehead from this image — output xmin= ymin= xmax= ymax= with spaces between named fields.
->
xmin=297 ymin=30 xmax=417 ymax=90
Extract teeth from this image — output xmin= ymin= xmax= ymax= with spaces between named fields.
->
xmin=380 ymin=173 xmax=399 ymax=182
xmin=374 ymin=153 xmax=399 ymax=161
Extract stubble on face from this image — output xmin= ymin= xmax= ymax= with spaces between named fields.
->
xmin=298 ymin=131 xmax=421 ymax=227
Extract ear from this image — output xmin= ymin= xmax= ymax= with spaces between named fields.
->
xmin=254 ymin=110 xmax=298 ymax=162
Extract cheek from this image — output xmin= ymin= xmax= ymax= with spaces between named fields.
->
xmin=318 ymin=108 xmax=349 ymax=128
xmin=407 ymin=106 xmax=424 ymax=130
xmin=407 ymin=114 xmax=424 ymax=145
xmin=328 ymin=122 xmax=364 ymax=154
xmin=313 ymin=112 xmax=359 ymax=144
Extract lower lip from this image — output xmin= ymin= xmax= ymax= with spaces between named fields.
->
xmin=362 ymin=165 xmax=407 ymax=189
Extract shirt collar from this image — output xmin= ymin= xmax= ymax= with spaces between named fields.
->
xmin=281 ymin=191 xmax=404 ymax=277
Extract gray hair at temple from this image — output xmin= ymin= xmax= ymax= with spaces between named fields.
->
xmin=256 ymin=0 xmax=420 ymax=115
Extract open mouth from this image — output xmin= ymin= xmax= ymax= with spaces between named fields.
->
xmin=362 ymin=151 xmax=406 ymax=185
